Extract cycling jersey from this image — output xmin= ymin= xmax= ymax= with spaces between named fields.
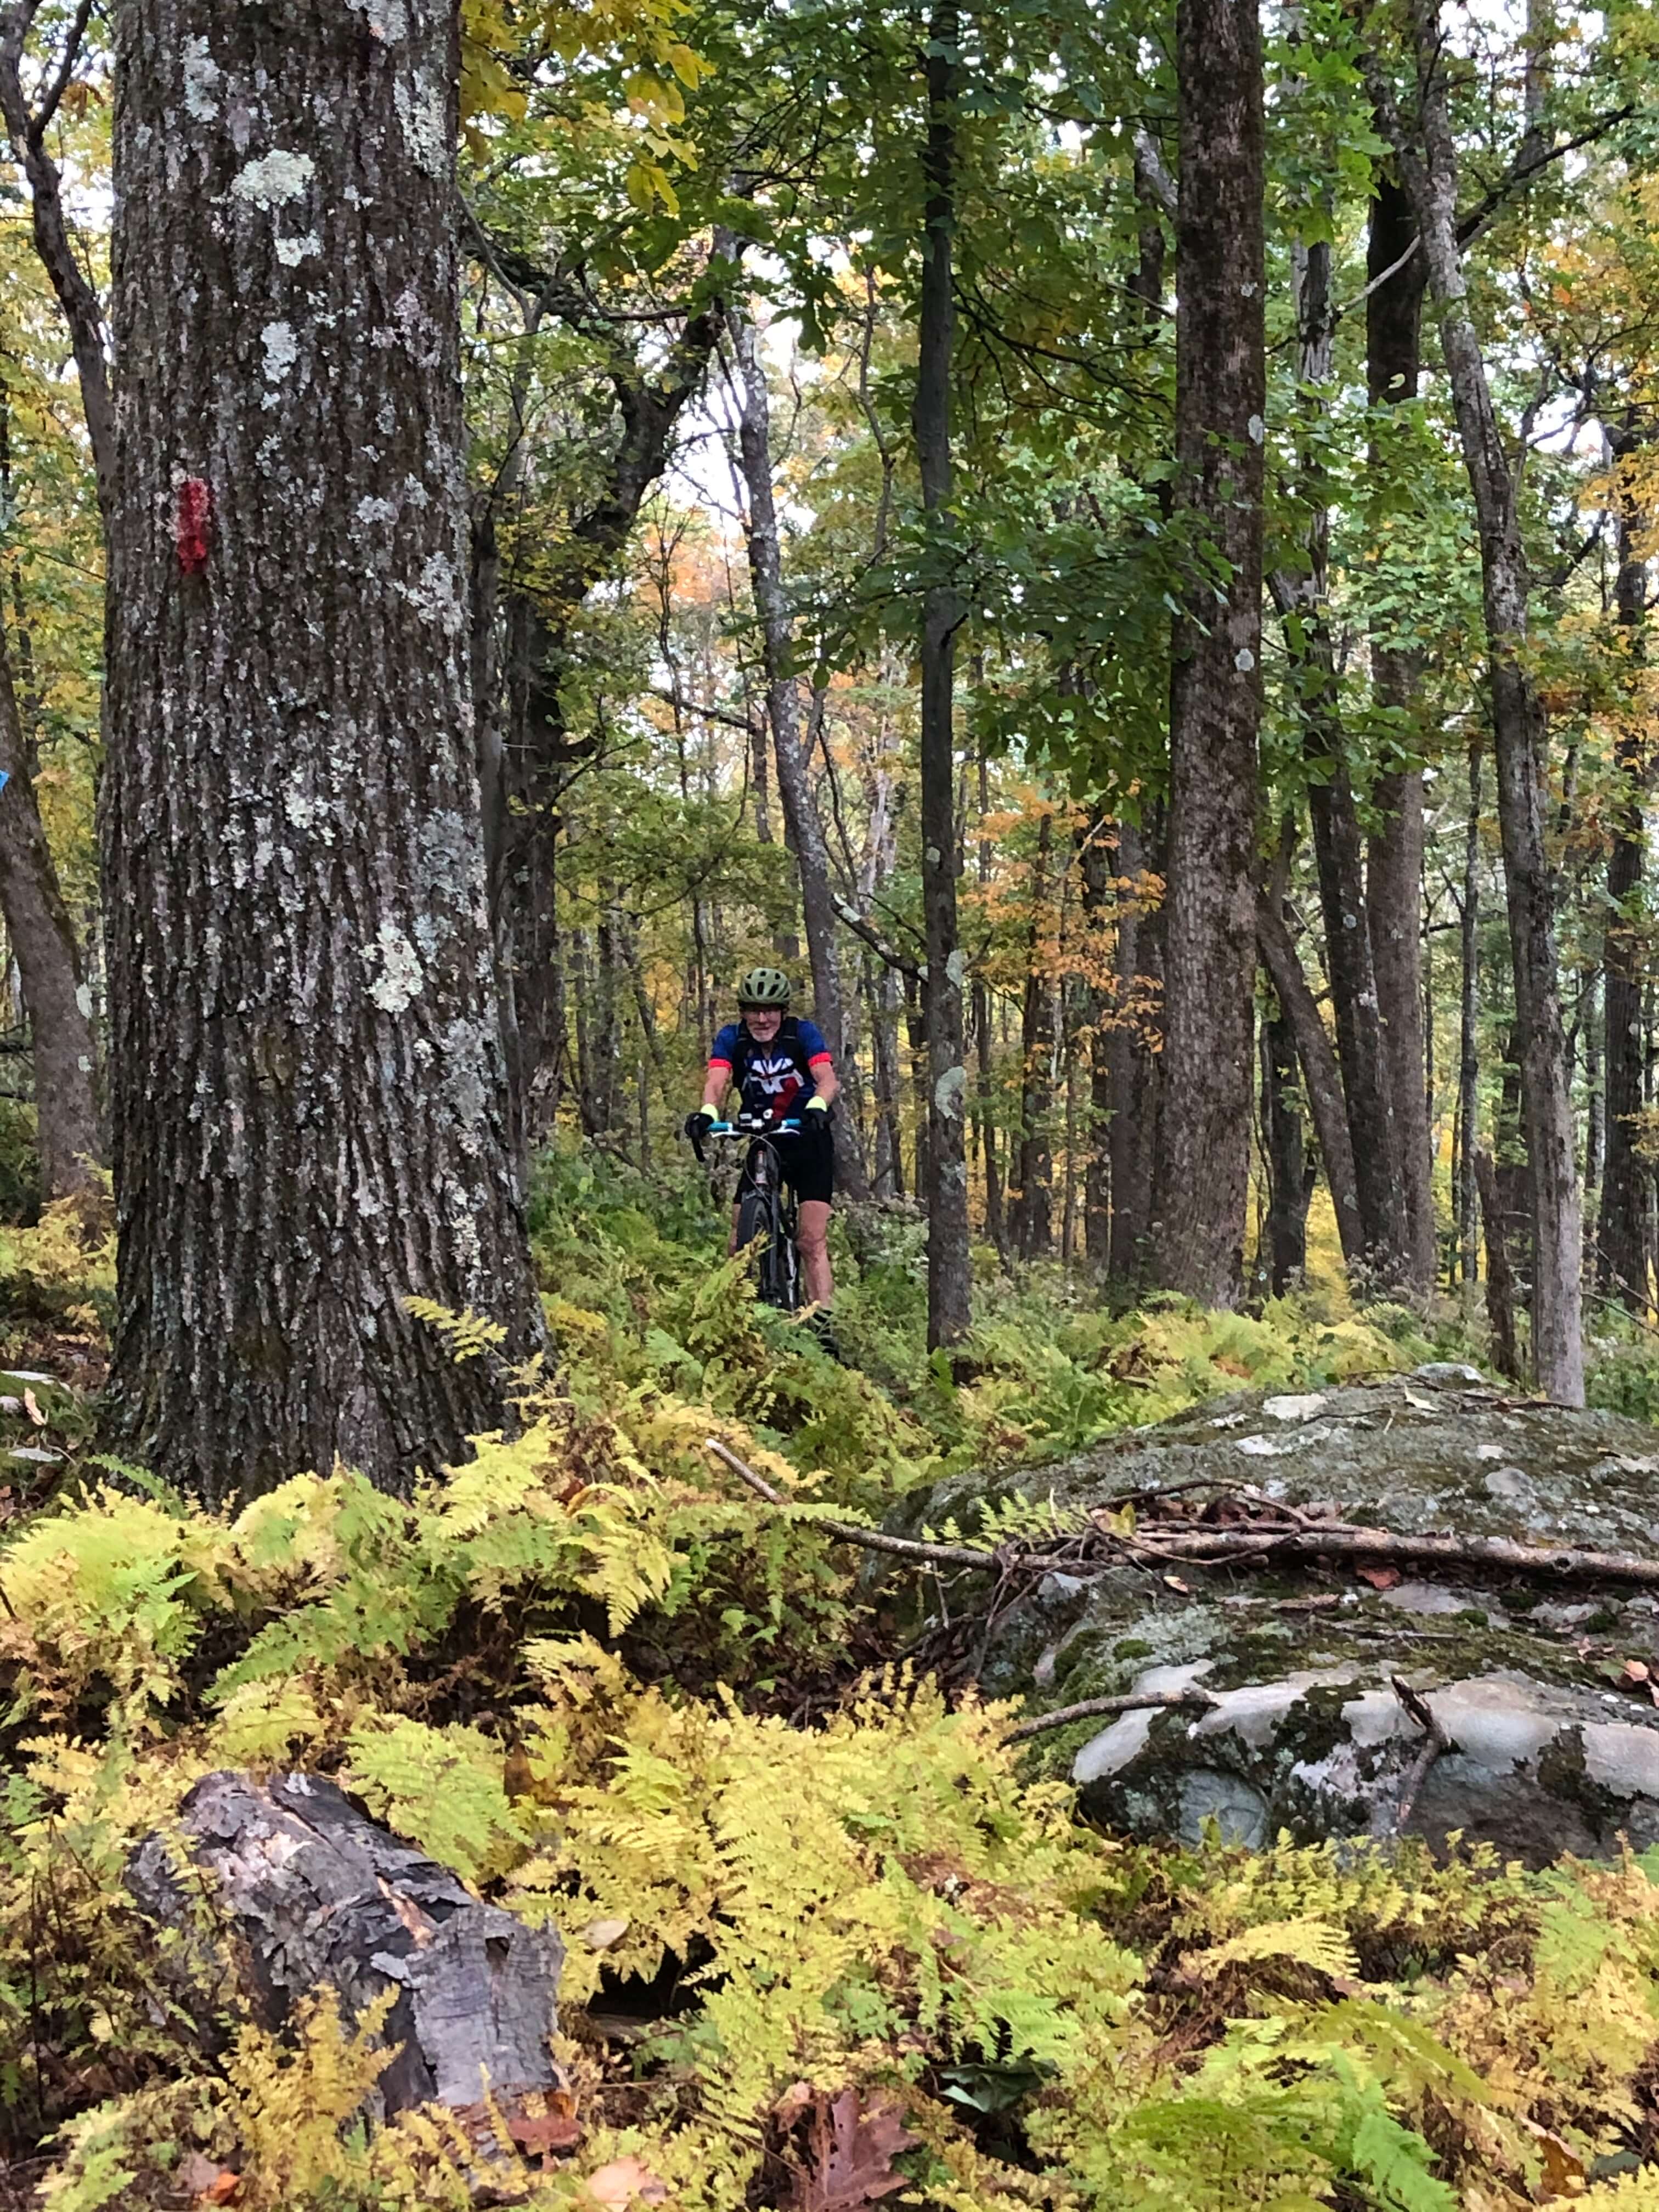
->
xmin=709 ymin=1015 xmax=832 ymax=1126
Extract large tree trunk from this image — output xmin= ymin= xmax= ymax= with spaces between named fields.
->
xmin=1153 ymin=0 xmax=1265 ymax=1305
xmin=1598 ymin=435 xmax=1650 ymax=1311
xmin=128 ymin=1771 xmax=563 ymax=2120
xmin=1368 ymin=0 xmax=1583 ymax=1402
xmin=722 ymin=280 xmax=869 ymax=1199
xmin=1364 ymin=173 xmax=1438 ymax=1297
xmin=915 ymin=0 xmax=970 ymax=1347
xmin=103 ymin=0 xmax=542 ymax=1504
xmin=1274 ymin=234 xmax=1404 ymax=1287
xmin=0 ymin=624 xmax=98 ymax=1196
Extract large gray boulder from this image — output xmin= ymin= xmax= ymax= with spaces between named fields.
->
xmin=898 ymin=1365 xmax=1659 ymax=1863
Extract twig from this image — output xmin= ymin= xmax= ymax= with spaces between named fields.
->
xmin=1390 ymin=1677 xmax=1452 ymax=1834
xmin=703 ymin=1439 xmax=994 ymax=1570
xmin=1002 ymin=1686 xmax=1218 ymax=1745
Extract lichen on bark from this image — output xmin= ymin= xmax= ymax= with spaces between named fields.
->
xmin=103 ymin=0 xmax=541 ymax=1505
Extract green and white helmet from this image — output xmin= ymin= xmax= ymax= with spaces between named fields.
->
xmin=737 ymin=965 xmax=792 ymax=1009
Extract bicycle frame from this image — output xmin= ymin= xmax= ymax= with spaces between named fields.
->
xmin=689 ymin=1115 xmax=803 ymax=1311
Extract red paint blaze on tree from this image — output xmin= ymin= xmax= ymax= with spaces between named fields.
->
xmin=176 ymin=477 xmax=212 ymax=575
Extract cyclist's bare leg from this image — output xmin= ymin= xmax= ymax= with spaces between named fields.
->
xmin=729 ymin=1202 xmax=742 ymax=1257
xmin=798 ymin=1200 xmax=833 ymax=1307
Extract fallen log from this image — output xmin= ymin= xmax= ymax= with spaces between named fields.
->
xmin=127 ymin=1770 xmax=563 ymax=2119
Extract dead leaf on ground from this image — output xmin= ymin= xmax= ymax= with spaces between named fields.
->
xmin=789 ymin=2088 xmax=918 ymax=2212
xmin=1622 ymin=1658 xmax=1651 ymax=1685
xmin=586 ymin=2155 xmax=670 ymax=2210
xmin=584 ymin=1916 xmax=630 ymax=1949
xmin=1163 ymin=1574 xmax=1191 ymax=1595
xmin=177 ymin=2153 xmax=239 ymax=2205
xmin=1357 ymin=1565 xmax=1401 ymax=1592
xmin=21 ymin=1388 xmax=45 ymax=1427
xmin=1533 ymin=2125 xmax=1585 ymax=2199
xmin=508 ymin=2109 xmax=583 ymax=2164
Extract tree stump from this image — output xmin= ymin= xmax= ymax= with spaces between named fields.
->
xmin=128 ymin=1771 xmax=563 ymax=2118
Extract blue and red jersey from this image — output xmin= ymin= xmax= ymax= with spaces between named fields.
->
xmin=709 ymin=1017 xmax=832 ymax=1126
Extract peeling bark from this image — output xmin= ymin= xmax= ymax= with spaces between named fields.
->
xmin=128 ymin=1771 xmax=562 ymax=2119
xmin=104 ymin=0 xmax=542 ymax=1503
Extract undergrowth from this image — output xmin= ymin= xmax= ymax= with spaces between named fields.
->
xmin=3 ymin=1149 xmax=1658 ymax=2207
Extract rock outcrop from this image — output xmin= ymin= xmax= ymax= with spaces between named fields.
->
xmin=899 ymin=1365 xmax=1659 ymax=1864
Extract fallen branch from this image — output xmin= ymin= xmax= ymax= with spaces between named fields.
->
xmin=1002 ymin=1688 xmax=1219 ymax=1745
xmin=1390 ymin=1677 xmax=1453 ymax=1835
xmin=704 ymin=1438 xmax=995 ymax=1570
xmin=704 ymin=1441 xmax=1659 ymax=1593
xmin=1101 ymin=1523 xmax=1659 ymax=1585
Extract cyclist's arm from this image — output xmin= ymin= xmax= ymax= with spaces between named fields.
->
xmin=809 ymin=1058 xmax=838 ymax=1109
xmin=702 ymin=1030 xmax=737 ymax=1116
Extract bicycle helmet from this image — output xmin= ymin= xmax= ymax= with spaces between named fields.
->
xmin=737 ymin=964 xmax=792 ymax=1009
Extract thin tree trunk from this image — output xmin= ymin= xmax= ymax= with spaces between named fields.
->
xmin=0 ymin=620 xmax=98 ymax=1195
xmin=1365 ymin=172 xmax=1438 ymax=1296
xmin=1079 ymin=820 xmax=1113 ymax=1275
xmin=1367 ymin=1 xmax=1583 ymax=1402
xmin=1475 ymin=1147 xmax=1522 ymax=1381
xmin=870 ymin=960 xmax=905 ymax=1199
xmin=103 ymin=0 xmax=541 ymax=1503
xmin=973 ymin=749 xmax=1008 ymax=1261
xmin=915 ymin=0 xmax=970 ymax=1346
xmin=720 ymin=271 xmax=869 ymax=1199
xmin=1012 ymin=809 xmax=1055 ymax=1259
xmin=1154 ymin=0 xmax=1265 ymax=1305
xmin=1598 ymin=436 xmax=1650 ymax=1311
xmin=1104 ymin=816 xmax=1164 ymax=1291
xmin=1255 ymin=894 xmax=1365 ymax=1268
xmin=1261 ymin=994 xmax=1314 ymax=1293
xmin=1459 ymin=737 xmax=1482 ymax=1285
xmin=1273 ymin=233 xmax=1404 ymax=1288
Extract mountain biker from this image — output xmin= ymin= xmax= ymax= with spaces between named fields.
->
xmin=685 ymin=966 xmax=839 ymax=1327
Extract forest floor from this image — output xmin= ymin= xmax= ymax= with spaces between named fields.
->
xmin=8 ymin=1155 xmax=1659 ymax=2209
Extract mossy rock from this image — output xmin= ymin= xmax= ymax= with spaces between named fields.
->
xmin=898 ymin=1365 xmax=1659 ymax=1864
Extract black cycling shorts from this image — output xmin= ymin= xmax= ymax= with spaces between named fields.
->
xmin=741 ymin=1126 xmax=835 ymax=1208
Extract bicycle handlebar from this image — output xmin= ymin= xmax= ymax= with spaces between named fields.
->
xmin=687 ymin=1115 xmax=801 ymax=1164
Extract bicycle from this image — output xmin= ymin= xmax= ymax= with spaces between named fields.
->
xmin=687 ymin=1113 xmax=803 ymax=1312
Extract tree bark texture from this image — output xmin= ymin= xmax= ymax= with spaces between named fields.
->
xmin=723 ymin=281 xmax=869 ymax=1199
xmin=1154 ymin=0 xmax=1265 ymax=1306
xmin=1369 ymin=0 xmax=1583 ymax=1402
xmin=915 ymin=0 xmax=970 ymax=1348
xmin=104 ymin=0 xmax=542 ymax=1504
xmin=128 ymin=1771 xmax=563 ymax=2119
xmin=0 ymin=622 xmax=98 ymax=1195
xmin=1365 ymin=173 xmax=1438 ymax=1296
xmin=1598 ymin=441 xmax=1650 ymax=1311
